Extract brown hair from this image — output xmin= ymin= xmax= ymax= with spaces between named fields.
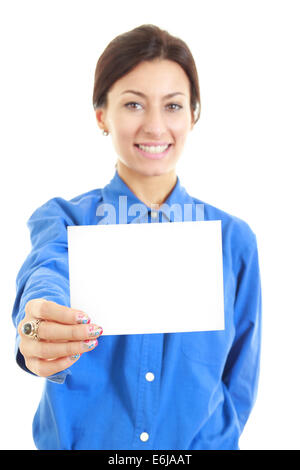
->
xmin=92 ymin=24 xmax=201 ymax=124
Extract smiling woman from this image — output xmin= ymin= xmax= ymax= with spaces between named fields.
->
xmin=92 ymin=25 xmax=201 ymax=207
xmin=95 ymin=59 xmax=194 ymax=194
xmin=12 ymin=23 xmax=262 ymax=451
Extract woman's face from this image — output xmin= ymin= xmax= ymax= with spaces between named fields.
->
xmin=96 ymin=59 xmax=194 ymax=177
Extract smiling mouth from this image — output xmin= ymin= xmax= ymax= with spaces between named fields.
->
xmin=134 ymin=143 xmax=172 ymax=154
xmin=134 ymin=143 xmax=172 ymax=160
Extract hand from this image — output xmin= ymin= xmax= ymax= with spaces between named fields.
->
xmin=18 ymin=298 xmax=103 ymax=377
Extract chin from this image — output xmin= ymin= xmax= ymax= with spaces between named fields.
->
xmin=137 ymin=164 xmax=170 ymax=178
xmin=118 ymin=157 xmax=174 ymax=178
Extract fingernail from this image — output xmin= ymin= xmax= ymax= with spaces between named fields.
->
xmin=83 ymin=339 xmax=98 ymax=350
xmin=70 ymin=353 xmax=81 ymax=361
xmin=76 ymin=312 xmax=91 ymax=324
xmin=88 ymin=325 xmax=103 ymax=337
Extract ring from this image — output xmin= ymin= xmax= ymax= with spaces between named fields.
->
xmin=22 ymin=319 xmax=42 ymax=340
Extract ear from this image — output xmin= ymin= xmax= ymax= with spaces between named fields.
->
xmin=190 ymin=109 xmax=195 ymax=131
xmin=190 ymin=116 xmax=195 ymax=131
xmin=95 ymin=108 xmax=107 ymax=132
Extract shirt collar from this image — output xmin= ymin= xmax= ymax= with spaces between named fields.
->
xmin=99 ymin=169 xmax=197 ymax=223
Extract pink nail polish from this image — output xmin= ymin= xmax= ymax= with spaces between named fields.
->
xmin=76 ymin=312 xmax=91 ymax=324
xmin=88 ymin=325 xmax=103 ymax=337
xmin=83 ymin=339 xmax=98 ymax=350
xmin=70 ymin=353 xmax=81 ymax=361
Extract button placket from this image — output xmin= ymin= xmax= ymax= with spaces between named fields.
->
xmin=132 ymin=334 xmax=164 ymax=448
xmin=133 ymin=334 xmax=150 ymax=446
xmin=150 ymin=203 xmax=160 ymax=223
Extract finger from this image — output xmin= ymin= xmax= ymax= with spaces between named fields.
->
xmin=20 ymin=336 xmax=99 ymax=360
xmin=26 ymin=299 xmax=90 ymax=325
xmin=37 ymin=322 xmax=103 ymax=342
xmin=25 ymin=354 xmax=83 ymax=378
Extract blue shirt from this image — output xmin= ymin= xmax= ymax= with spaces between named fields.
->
xmin=12 ymin=169 xmax=262 ymax=450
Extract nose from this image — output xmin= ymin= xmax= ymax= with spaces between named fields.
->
xmin=142 ymin=106 xmax=166 ymax=137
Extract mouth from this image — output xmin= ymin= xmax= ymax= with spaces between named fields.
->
xmin=134 ymin=143 xmax=172 ymax=160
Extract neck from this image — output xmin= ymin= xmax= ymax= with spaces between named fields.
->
xmin=116 ymin=160 xmax=177 ymax=209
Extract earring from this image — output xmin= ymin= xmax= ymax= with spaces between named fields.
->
xmin=103 ymin=130 xmax=109 ymax=136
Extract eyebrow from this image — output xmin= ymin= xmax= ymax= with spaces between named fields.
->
xmin=120 ymin=90 xmax=186 ymax=99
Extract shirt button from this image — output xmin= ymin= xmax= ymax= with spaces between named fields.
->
xmin=140 ymin=432 xmax=149 ymax=442
xmin=145 ymin=372 xmax=155 ymax=382
xmin=151 ymin=211 xmax=158 ymax=218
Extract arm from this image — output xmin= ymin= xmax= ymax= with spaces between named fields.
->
xmin=12 ymin=198 xmax=75 ymax=383
xmin=222 ymin=233 xmax=262 ymax=432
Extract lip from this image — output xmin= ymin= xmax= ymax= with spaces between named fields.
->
xmin=134 ymin=143 xmax=172 ymax=160
xmin=135 ymin=142 xmax=172 ymax=146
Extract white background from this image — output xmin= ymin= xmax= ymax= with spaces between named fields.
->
xmin=1 ymin=0 xmax=299 ymax=450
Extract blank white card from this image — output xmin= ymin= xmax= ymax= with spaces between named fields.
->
xmin=67 ymin=220 xmax=225 ymax=335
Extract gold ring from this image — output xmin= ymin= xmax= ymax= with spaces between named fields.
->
xmin=22 ymin=319 xmax=42 ymax=340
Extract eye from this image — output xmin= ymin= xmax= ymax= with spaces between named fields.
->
xmin=125 ymin=102 xmax=143 ymax=110
xmin=167 ymin=103 xmax=183 ymax=111
xmin=124 ymin=102 xmax=183 ymax=112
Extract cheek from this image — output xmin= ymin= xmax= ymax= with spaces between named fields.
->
xmin=113 ymin=121 xmax=136 ymax=144
xmin=169 ymin=113 xmax=191 ymax=135
xmin=172 ymin=123 xmax=191 ymax=144
xmin=108 ymin=110 xmax=132 ymax=137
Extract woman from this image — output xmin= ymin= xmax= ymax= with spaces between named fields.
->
xmin=12 ymin=24 xmax=262 ymax=450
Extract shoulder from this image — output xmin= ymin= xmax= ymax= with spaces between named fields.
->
xmin=28 ymin=188 xmax=103 ymax=226
xmin=191 ymin=195 xmax=257 ymax=256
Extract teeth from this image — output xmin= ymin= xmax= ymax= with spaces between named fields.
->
xmin=137 ymin=144 xmax=169 ymax=154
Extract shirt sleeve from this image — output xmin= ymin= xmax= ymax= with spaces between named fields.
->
xmin=11 ymin=198 xmax=76 ymax=384
xmin=222 ymin=231 xmax=262 ymax=433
